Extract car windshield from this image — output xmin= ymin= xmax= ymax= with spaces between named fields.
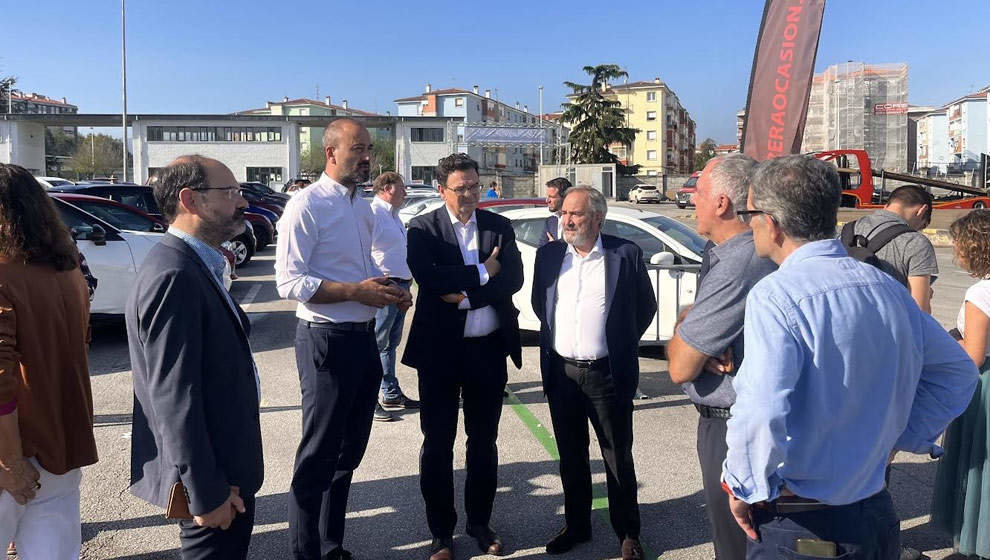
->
xmin=682 ymin=176 xmax=698 ymax=188
xmin=641 ymin=215 xmax=707 ymax=257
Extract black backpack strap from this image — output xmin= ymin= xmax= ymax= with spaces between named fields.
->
xmin=866 ymin=223 xmax=915 ymax=253
xmin=840 ymin=220 xmax=862 ymax=247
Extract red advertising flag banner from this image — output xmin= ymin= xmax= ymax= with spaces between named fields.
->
xmin=741 ymin=0 xmax=827 ymax=161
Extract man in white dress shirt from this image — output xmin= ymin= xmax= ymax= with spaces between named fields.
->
xmin=530 ymin=187 xmax=657 ymax=560
xmin=370 ymin=171 xmax=420 ymax=422
xmin=275 ymin=118 xmax=411 ymax=560
xmin=403 ymin=154 xmax=524 ymax=560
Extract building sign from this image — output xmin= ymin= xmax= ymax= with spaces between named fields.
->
xmin=463 ymin=126 xmax=549 ymax=145
xmin=741 ymin=0 xmax=827 ymax=161
xmin=873 ymin=103 xmax=908 ymax=115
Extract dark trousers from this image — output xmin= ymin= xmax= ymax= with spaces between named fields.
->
xmin=289 ymin=321 xmax=382 ymax=559
xmin=546 ymin=355 xmax=640 ymax=541
xmin=418 ymin=332 xmax=507 ymax=539
xmin=697 ymin=415 xmax=747 ymax=560
xmin=748 ymin=489 xmax=900 ymax=560
xmin=178 ymin=495 xmax=256 ymax=560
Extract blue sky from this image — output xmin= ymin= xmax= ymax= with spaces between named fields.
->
xmin=4 ymin=0 xmax=988 ymax=144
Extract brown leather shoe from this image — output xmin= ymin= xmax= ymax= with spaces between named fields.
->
xmin=621 ymin=537 xmax=644 ymax=560
xmin=466 ymin=524 xmax=505 ymax=556
xmin=428 ymin=537 xmax=453 ymax=560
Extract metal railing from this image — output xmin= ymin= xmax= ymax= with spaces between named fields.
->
xmin=644 ymin=262 xmax=701 ymax=344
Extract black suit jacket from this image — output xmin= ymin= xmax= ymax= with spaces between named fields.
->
xmin=402 ymin=207 xmax=523 ymax=371
xmin=539 ymin=214 xmax=559 ymax=247
xmin=126 ymin=234 xmax=263 ymax=516
xmin=531 ymin=234 xmax=657 ymax=400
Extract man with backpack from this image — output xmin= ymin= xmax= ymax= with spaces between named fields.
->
xmin=840 ymin=184 xmax=938 ymax=313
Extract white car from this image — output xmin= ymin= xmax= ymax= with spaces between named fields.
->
xmin=628 ymin=184 xmax=661 ymax=204
xmin=399 ymin=197 xmax=445 ymax=226
xmin=52 ymin=198 xmax=164 ymax=316
xmin=502 ymin=206 xmax=705 ymax=343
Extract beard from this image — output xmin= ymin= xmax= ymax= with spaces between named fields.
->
xmin=202 ymin=209 xmax=246 ymax=245
xmin=340 ymin=163 xmax=371 ymax=187
xmin=563 ymin=226 xmax=594 ymax=248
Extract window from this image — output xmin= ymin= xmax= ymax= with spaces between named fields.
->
xmin=511 ymin=218 xmax=548 ymax=247
xmin=647 ymin=170 xmax=658 ymax=176
xmin=646 ymin=111 xmax=657 ymax=121
xmin=455 ymin=97 xmax=464 ymax=107
xmin=145 ymin=126 xmax=282 ymax=143
xmin=646 ymin=92 xmax=657 ymax=102
xmin=601 ymin=220 xmax=668 ymax=262
xmin=647 ymin=130 xmax=657 ymax=141
xmin=72 ymin=201 xmax=158 ymax=232
xmin=411 ymin=128 xmax=444 ymax=142
xmin=246 ymin=167 xmax=283 ymax=186
xmin=411 ymin=166 xmax=435 ymax=184
xmin=647 ymin=150 xmax=658 ymax=161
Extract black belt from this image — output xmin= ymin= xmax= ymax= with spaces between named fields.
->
xmin=302 ymin=319 xmax=375 ymax=333
xmin=560 ymin=356 xmax=609 ymax=369
xmin=755 ymin=495 xmax=830 ymax=514
xmin=695 ymin=403 xmax=732 ymax=419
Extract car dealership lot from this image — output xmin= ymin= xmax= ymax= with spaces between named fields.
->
xmin=79 ymin=205 xmax=966 ymax=559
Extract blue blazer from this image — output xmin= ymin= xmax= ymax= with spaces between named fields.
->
xmin=126 ymin=234 xmax=263 ymax=515
xmin=403 ymin=207 xmax=524 ymax=371
xmin=531 ymin=234 xmax=657 ymax=400
xmin=539 ymin=214 xmax=559 ymax=248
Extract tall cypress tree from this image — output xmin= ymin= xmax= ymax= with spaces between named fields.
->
xmin=561 ymin=65 xmax=640 ymax=175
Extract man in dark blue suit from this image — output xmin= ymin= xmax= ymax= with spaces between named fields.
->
xmin=539 ymin=177 xmax=571 ymax=247
xmin=403 ymin=154 xmax=523 ymax=560
xmin=531 ymin=186 xmax=657 ymax=560
xmin=127 ymin=156 xmax=263 ymax=560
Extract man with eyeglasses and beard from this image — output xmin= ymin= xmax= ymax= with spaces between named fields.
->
xmin=127 ymin=155 xmax=264 ymax=559
xmin=403 ymin=153 xmax=523 ymax=560
xmin=276 ymin=118 xmax=411 ymax=560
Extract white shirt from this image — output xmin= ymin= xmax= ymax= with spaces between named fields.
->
xmin=370 ymin=196 xmax=412 ymax=280
xmin=956 ymin=279 xmax=990 ymax=357
xmin=553 ymin=236 xmax=608 ymax=360
xmin=445 ymin=206 xmax=499 ymax=338
xmin=275 ymin=173 xmax=379 ymax=323
xmin=555 ymin=212 xmax=564 ymax=240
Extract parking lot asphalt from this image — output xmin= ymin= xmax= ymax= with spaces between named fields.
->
xmin=79 ymin=203 xmax=970 ymax=559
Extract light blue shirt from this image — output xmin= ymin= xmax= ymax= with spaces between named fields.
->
xmin=168 ymin=227 xmax=261 ymax=399
xmin=723 ymin=239 xmax=977 ymax=506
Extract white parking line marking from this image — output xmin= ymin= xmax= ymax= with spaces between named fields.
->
xmin=239 ymin=284 xmax=262 ymax=311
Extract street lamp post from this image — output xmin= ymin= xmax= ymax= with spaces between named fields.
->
xmin=90 ymin=128 xmax=95 ymax=175
xmin=121 ymin=0 xmax=129 ymax=182
xmin=538 ymin=85 xmax=544 ymax=166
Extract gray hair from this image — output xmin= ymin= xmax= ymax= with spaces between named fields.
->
xmin=749 ymin=155 xmax=841 ymax=242
xmin=708 ymin=153 xmax=757 ymax=208
xmin=566 ymin=185 xmax=608 ymax=218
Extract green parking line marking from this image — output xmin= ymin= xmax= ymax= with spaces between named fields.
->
xmin=504 ymin=389 xmax=660 ymax=559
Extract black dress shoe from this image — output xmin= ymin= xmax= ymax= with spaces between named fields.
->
xmin=621 ymin=537 xmax=644 ymax=560
xmin=428 ymin=537 xmax=453 ymax=560
xmin=325 ymin=548 xmax=353 ymax=560
xmin=466 ymin=523 xmax=505 ymax=556
xmin=545 ymin=526 xmax=592 ymax=554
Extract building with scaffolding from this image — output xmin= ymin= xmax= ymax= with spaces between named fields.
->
xmin=802 ymin=62 xmax=909 ymax=171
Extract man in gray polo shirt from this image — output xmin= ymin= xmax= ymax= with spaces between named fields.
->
xmin=667 ymin=154 xmax=776 ymax=560
xmin=845 ymin=184 xmax=938 ymax=313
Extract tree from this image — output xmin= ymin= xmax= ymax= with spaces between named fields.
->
xmin=370 ymin=139 xmax=395 ymax=177
xmin=560 ymin=64 xmax=640 ymax=175
xmin=694 ymin=138 xmax=718 ymax=171
xmin=46 ymin=128 xmax=78 ymax=176
xmin=299 ymin=146 xmax=326 ymax=178
xmin=69 ymin=133 xmax=129 ymax=180
xmin=0 ymin=74 xmax=16 ymax=114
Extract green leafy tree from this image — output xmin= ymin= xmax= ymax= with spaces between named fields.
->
xmin=370 ymin=139 xmax=395 ymax=177
xmin=299 ymin=146 xmax=326 ymax=178
xmin=561 ymin=64 xmax=640 ymax=175
xmin=69 ymin=133 xmax=129 ymax=179
xmin=45 ymin=128 xmax=78 ymax=175
xmin=694 ymin=138 xmax=718 ymax=171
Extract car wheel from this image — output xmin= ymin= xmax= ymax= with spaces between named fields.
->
xmin=230 ymin=235 xmax=255 ymax=267
xmin=254 ymin=229 xmax=271 ymax=250
xmin=676 ymin=203 xmax=686 ymax=209
xmin=974 ymin=201 xmax=986 ymax=209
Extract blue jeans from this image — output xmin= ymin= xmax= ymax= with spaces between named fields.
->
xmin=375 ymin=279 xmax=411 ymax=400
xmin=747 ymin=489 xmax=899 ymax=560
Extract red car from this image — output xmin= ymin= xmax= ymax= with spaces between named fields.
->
xmin=675 ymin=171 xmax=701 ymax=209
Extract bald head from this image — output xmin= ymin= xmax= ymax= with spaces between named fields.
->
xmin=322 ymin=118 xmax=372 ymax=187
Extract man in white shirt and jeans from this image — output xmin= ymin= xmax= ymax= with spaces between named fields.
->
xmin=369 ymin=171 xmax=420 ymax=422
xmin=275 ymin=118 xmax=411 ymax=560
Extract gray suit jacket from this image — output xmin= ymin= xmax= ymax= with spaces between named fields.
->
xmin=126 ymin=233 xmax=263 ymax=515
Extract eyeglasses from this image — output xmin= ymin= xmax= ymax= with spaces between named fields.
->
xmin=736 ymin=209 xmax=776 ymax=225
xmin=443 ymin=185 xmax=480 ymax=196
xmin=191 ymin=186 xmax=244 ymax=199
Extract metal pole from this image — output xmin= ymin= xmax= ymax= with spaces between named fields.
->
xmin=90 ymin=129 xmax=95 ymax=172
xmin=538 ymin=85 xmax=544 ymax=166
xmin=121 ymin=0 xmax=128 ymax=182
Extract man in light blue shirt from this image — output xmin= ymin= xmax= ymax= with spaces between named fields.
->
xmin=725 ymin=155 xmax=977 ymax=559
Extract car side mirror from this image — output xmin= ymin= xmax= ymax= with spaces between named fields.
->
xmin=151 ymin=222 xmax=165 ymax=233
xmin=649 ymin=251 xmax=675 ymax=266
xmin=88 ymin=225 xmax=107 ymax=246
